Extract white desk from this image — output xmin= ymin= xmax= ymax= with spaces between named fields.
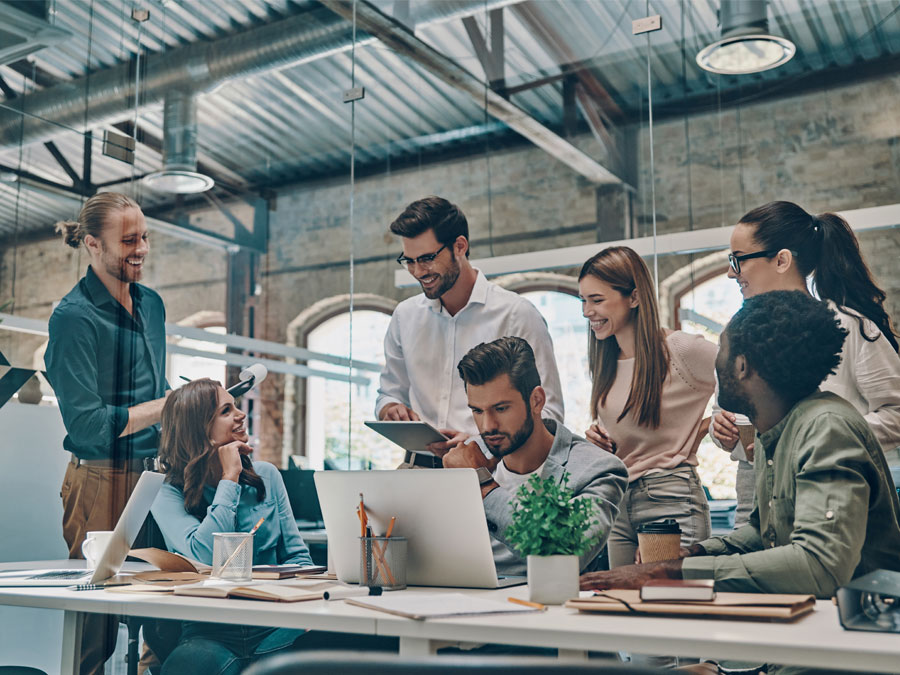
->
xmin=1 ymin=561 xmax=899 ymax=674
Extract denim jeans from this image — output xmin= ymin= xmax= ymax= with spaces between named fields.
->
xmin=161 ymin=623 xmax=303 ymax=675
xmin=734 ymin=459 xmax=756 ymax=529
xmin=608 ymin=465 xmax=711 ymax=568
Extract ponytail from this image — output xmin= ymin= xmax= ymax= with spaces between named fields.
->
xmin=811 ymin=212 xmax=899 ymax=353
xmin=740 ymin=201 xmax=898 ymax=353
xmin=54 ymin=220 xmax=83 ymax=248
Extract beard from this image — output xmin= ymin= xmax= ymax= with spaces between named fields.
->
xmin=717 ymin=360 xmax=756 ymax=421
xmin=421 ymin=256 xmax=460 ymax=299
xmin=483 ymin=413 xmax=535 ymax=459
xmin=100 ymin=243 xmax=142 ymax=283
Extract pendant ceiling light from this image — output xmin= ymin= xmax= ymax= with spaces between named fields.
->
xmin=144 ymin=89 xmax=214 ymax=194
xmin=696 ymin=0 xmax=795 ymax=75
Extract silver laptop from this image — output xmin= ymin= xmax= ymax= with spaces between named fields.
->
xmin=315 ymin=469 xmax=525 ymax=588
xmin=0 ymin=471 xmax=164 ymax=587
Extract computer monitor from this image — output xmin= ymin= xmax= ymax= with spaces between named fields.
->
xmin=280 ymin=468 xmax=323 ymax=528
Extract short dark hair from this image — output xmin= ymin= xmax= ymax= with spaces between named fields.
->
xmin=389 ymin=196 xmax=470 ymax=257
xmin=725 ymin=291 xmax=848 ymax=403
xmin=457 ymin=336 xmax=541 ymax=404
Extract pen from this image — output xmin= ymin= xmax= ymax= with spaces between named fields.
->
xmin=323 ymin=586 xmax=384 ymax=600
xmin=508 ymin=597 xmax=546 ymax=611
xmin=71 ymin=582 xmax=131 ymax=591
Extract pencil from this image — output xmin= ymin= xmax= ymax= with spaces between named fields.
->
xmin=508 ymin=597 xmax=546 ymax=611
xmin=385 ymin=516 xmax=396 ymax=538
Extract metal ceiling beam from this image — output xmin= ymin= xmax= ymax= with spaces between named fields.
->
xmin=320 ymin=0 xmax=623 ymax=185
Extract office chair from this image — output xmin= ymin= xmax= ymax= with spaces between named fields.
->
xmin=244 ymin=651 xmax=669 ymax=675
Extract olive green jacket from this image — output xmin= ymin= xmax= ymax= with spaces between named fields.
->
xmin=683 ymin=391 xmax=900 ymax=598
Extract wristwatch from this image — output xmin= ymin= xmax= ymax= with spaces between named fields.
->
xmin=475 ymin=466 xmax=494 ymax=485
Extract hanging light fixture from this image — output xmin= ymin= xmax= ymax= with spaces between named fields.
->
xmin=696 ymin=0 xmax=795 ymax=75
xmin=144 ymin=89 xmax=214 ymax=193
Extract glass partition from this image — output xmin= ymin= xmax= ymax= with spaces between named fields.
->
xmin=0 ymin=0 xmax=898 ymax=507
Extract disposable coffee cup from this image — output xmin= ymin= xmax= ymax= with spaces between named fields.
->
xmin=737 ymin=424 xmax=756 ymax=452
xmin=637 ymin=519 xmax=682 ymax=563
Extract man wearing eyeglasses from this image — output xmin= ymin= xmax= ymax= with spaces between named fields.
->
xmin=376 ymin=196 xmax=564 ymax=466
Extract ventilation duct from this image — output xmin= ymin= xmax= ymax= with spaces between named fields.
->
xmin=144 ymin=90 xmax=213 ymax=194
xmin=696 ymin=0 xmax=795 ymax=75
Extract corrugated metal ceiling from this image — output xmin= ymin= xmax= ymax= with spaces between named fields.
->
xmin=1 ymin=0 xmax=899 ymax=239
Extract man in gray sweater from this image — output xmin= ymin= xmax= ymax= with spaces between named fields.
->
xmin=443 ymin=336 xmax=628 ymax=575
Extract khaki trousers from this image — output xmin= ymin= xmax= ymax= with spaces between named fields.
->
xmin=60 ymin=461 xmax=143 ymax=675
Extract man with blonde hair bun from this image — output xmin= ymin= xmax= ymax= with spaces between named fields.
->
xmin=45 ymin=191 xmax=171 ymax=674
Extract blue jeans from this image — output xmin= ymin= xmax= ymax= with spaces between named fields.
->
xmin=608 ymin=465 xmax=710 ymax=568
xmin=162 ymin=623 xmax=303 ymax=675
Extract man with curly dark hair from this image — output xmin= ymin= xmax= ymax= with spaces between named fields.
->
xmin=581 ymin=291 xmax=900 ymax=672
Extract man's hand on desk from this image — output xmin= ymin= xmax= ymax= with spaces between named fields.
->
xmin=580 ymin=558 xmax=685 ymax=591
xmin=379 ymin=403 xmax=421 ymax=422
xmin=425 ymin=429 xmax=467 ymax=458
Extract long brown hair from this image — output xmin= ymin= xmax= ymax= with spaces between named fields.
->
xmin=579 ymin=246 xmax=669 ymax=429
xmin=158 ymin=378 xmax=265 ymax=519
xmin=54 ymin=192 xmax=140 ymax=249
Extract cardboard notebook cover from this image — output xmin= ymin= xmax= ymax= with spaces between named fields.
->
xmin=174 ymin=579 xmax=337 ymax=602
xmin=566 ymin=590 xmax=815 ymax=621
xmin=130 ymin=548 xmax=211 ymax=574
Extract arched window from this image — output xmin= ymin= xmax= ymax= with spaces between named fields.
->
xmin=662 ymin=255 xmax=743 ymax=500
xmin=497 ymin=273 xmax=592 ymax=438
xmin=284 ymin=294 xmax=397 ymax=470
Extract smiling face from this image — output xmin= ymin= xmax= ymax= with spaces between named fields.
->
xmin=466 ymin=374 xmax=536 ymax=458
xmin=727 ymin=222 xmax=784 ymax=299
xmin=208 ymin=385 xmax=249 ymax=446
xmin=92 ymin=207 xmax=150 ymax=284
xmin=400 ymin=228 xmax=461 ymax=299
xmin=578 ymin=275 xmax=637 ymax=341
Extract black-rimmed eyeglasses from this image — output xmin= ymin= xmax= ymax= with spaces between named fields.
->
xmin=728 ymin=249 xmax=780 ymax=275
xmin=396 ymin=244 xmax=447 ymax=268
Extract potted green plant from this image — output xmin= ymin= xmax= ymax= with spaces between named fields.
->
xmin=505 ymin=472 xmax=600 ymax=604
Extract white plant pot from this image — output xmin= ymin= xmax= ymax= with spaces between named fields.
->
xmin=526 ymin=554 xmax=579 ymax=605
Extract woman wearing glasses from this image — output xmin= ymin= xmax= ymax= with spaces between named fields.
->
xmin=579 ymin=246 xmax=717 ymax=568
xmin=712 ymin=201 xmax=900 ymax=524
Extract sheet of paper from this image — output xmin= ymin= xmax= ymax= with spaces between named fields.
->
xmin=348 ymin=592 xmax=541 ymax=619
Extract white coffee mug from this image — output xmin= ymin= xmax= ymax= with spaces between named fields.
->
xmin=81 ymin=530 xmax=114 ymax=569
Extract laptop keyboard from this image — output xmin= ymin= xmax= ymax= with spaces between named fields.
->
xmin=26 ymin=570 xmax=88 ymax=580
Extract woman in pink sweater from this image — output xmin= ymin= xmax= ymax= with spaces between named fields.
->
xmin=579 ymin=246 xmax=718 ymax=568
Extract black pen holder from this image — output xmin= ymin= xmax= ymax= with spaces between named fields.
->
xmin=359 ymin=536 xmax=407 ymax=590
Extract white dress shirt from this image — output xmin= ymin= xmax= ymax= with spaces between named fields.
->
xmin=375 ymin=269 xmax=564 ymax=437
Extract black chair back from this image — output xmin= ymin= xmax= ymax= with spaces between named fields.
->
xmin=244 ymin=651 xmax=669 ymax=675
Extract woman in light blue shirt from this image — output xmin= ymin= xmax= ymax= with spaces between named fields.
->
xmin=151 ymin=378 xmax=313 ymax=675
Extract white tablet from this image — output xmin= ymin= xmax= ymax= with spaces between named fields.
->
xmin=363 ymin=420 xmax=449 ymax=452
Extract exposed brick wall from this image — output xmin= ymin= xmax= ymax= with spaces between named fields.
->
xmin=1 ymin=71 xmax=898 ymax=465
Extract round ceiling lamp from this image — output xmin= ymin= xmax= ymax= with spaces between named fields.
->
xmin=697 ymin=0 xmax=795 ymax=75
xmin=697 ymin=34 xmax=795 ymax=74
xmin=144 ymin=168 xmax=214 ymax=194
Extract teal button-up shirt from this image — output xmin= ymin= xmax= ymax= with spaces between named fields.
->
xmin=45 ymin=266 xmax=168 ymax=460
xmin=683 ymin=391 xmax=900 ymax=598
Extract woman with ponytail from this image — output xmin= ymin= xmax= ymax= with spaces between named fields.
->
xmin=152 ymin=378 xmax=313 ymax=674
xmin=712 ymin=201 xmax=900 ymax=523
xmin=579 ymin=247 xmax=717 ymax=568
